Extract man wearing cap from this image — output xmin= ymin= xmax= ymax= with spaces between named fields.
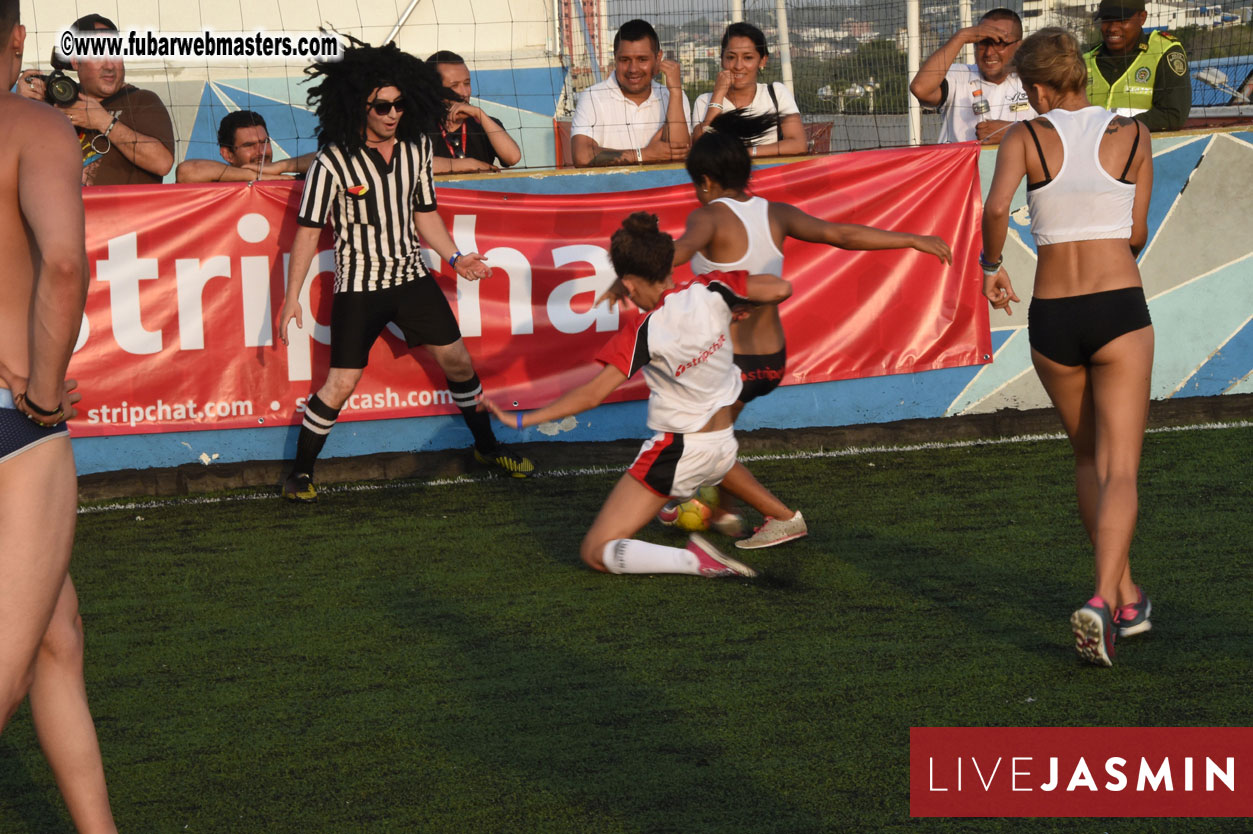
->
xmin=17 ymin=13 xmax=173 ymax=185
xmin=909 ymin=8 xmax=1035 ymax=144
xmin=1085 ymin=0 xmax=1190 ymax=132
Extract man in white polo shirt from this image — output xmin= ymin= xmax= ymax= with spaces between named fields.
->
xmin=571 ymin=18 xmax=691 ymax=167
xmin=909 ymin=8 xmax=1035 ymax=144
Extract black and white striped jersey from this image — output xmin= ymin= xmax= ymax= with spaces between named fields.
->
xmin=296 ymin=137 xmax=439 ymax=293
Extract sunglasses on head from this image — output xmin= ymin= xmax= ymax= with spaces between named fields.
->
xmin=368 ymin=99 xmax=406 ymax=116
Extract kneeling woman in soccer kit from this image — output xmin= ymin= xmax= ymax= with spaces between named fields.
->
xmin=982 ymin=29 xmax=1154 ymax=667
xmin=661 ymin=109 xmax=952 ymax=543
xmin=480 ymin=212 xmax=801 ymax=578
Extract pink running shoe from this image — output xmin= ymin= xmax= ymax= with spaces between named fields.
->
xmin=1071 ymin=597 xmax=1117 ymax=667
xmin=1117 ymin=586 xmax=1152 ymax=637
xmin=686 ymin=533 xmax=758 ymax=578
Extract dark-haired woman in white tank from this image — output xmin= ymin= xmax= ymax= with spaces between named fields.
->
xmin=666 ymin=109 xmax=951 ymax=549
xmin=982 ymin=28 xmax=1154 ymax=667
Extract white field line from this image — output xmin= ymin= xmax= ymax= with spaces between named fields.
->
xmin=79 ymin=419 xmax=1253 ymax=516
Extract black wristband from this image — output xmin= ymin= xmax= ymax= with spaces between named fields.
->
xmin=21 ymin=392 xmax=60 ymax=417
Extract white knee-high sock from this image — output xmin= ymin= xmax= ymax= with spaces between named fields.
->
xmin=601 ymin=538 xmax=699 ymax=575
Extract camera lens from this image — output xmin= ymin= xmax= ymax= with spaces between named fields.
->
xmin=45 ymin=73 xmax=79 ymax=106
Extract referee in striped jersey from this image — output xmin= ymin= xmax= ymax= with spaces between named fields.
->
xmin=277 ymin=42 xmax=534 ymax=502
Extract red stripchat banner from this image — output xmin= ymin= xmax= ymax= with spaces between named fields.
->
xmin=69 ymin=144 xmax=987 ymax=436
xmin=911 ymin=727 xmax=1253 ymax=817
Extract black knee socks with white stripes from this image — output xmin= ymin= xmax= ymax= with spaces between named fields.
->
xmin=292 ymin=394 xmax=340 ymax=477
xmin=292 ymin=375 xmax=498 ymax=477
xmin=448 ymin=374 xmax=498 ymax=453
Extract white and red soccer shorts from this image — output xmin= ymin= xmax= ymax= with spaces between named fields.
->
xmin=627 ymin=426 xmax=737 ymax=500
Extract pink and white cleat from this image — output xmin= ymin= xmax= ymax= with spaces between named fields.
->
xmin=686 ymin=533 xmax=758 ymax=578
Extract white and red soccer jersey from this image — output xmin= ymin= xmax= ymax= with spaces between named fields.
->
xmin=595 ymin=270 xmax=750 ymax=434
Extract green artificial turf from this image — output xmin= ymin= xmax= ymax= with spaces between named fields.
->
xmin=1 ymin=424 xmax=1249 ymax=833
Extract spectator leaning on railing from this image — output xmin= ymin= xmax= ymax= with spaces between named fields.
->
xmin=425 ymin=50 xmax=522 ymax=174
xmin=176 ymin=110 xmax=314 ymax=183
xmin=690 ymin=22 xmax=806 ymax=158
xmin=909 ymin=8 xmax=1036 ymax=144
xmin=570 ymin=18 xmax=691 ymax=167
xmin=16 ymin=13 xmax=173 ymax=185
xmin=1084 ymin=0 xmax=1190 ymax=132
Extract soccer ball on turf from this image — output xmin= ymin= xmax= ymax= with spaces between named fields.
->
xmin=674 ymin=498 xmax=712 ymax=532
xmin=672 ymin=486 xmax=721 ymax=532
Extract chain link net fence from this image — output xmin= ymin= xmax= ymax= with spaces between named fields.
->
xmin=579 ymin=0 xmax=1253 ymax=150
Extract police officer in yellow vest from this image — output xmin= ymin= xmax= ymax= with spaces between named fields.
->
xmin=1085 ymin=0 xmax=1190 ymax=131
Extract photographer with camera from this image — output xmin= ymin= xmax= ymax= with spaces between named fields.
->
xmin=18 ymin=13 xmax=173 ymax=186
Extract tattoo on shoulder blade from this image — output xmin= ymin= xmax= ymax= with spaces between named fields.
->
xmin=1106 ymin=116 xmax=1137 ymax=135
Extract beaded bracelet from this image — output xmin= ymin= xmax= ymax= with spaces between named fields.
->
xmin=15 ymin=391 xmax=65 ymax=427
xmin=978 ymin=250 xmax=1003 ymax=276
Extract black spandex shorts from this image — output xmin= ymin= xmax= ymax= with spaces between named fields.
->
xmin=1028 ymin=287 xmax=1151 ymax=367
xmin=330 ymin=278 xmax=462 ymax=369
xmin=734 ymin=346 xmax=787 ymax=404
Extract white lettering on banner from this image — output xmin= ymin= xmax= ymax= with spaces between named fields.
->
xmin=98 ymin=232 xmax=163 ymax=355
xmin=241 ymin=255 xmax=274 ymax=347
xmin=85 ymin=397 xmax=254 ymax=426
xmin=176 ymin=255 xmax=231 ymax=350
xmin=549 ymin=245 xmax=619 ymax=335
xmin=74 ymin=311 xmax=89 ymax=353
xmin=424 ymin=215 xmax=536 ymax=337
xmin=1105 ymin=757 xmax=1129 ymax=791
xmin=424 ymin=216 xmax=595 ymax=339
xmin=1067 ymin=757 xmax=1098 ymax=791
xmin=490 ymin=245 xmax=534 ymax=335
xmin=89 ymin=213 xmax=621 ymax=381
xmin=929 ymin=754 xmax=1238 ymax=793
xmin=450 ymin=214 xmax=481 ymax=338
xmin=283 ymin=250 xmax=334 ymax=381
xmin=294 ymin=388 xmax=453 ymax=412
xmin=1138 ymin=759 xmax=1173 ymax=792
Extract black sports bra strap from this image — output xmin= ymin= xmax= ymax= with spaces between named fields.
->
xmin=1118 ymin=123 xmax=1141 ymax=183
xmin=1024 ymin=120 xmax=1052 ymax=190
xmin=766 ymin=83 xmax=784 ymax=141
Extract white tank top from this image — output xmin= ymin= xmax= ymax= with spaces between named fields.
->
xmin=1025 ymin=107 xmax=1137 ymax=246
xmin=689 ymin=196 xmax=785 ymax=277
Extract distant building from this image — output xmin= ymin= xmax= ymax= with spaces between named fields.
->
xmin=1020 ymin=0 xmax=1226 ymax=30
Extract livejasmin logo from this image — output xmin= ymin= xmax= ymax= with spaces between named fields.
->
xmin=927 ymin=753 xmax=1234 ymax=793
xmin=910 ymin=727 xmax=1253 ymax=818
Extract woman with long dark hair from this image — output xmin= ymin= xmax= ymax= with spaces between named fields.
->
xmin=667 ymin=109 xmax=951 ymax=549
xmin=690 ymin=22 xmax=806 ymax=157
xmin=483 ymin=212 xmax=804 ymax=576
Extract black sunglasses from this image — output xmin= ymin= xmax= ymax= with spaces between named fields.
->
xmin=367 ymin=99 xmax=406 ymax=116
xmin=976 ymin=38 xmax=1021 ymax=49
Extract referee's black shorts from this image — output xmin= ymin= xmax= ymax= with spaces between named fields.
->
xmin=330 ymin=278 xmax=462 ymax=369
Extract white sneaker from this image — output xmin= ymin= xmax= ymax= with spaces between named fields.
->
xmin=709 ymin=512 xmax=744 ymax=537
xmin=734 ymin=511 xmax=807 ymax=550
xmin=686 ymin=533 xmax=758 ymax=578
